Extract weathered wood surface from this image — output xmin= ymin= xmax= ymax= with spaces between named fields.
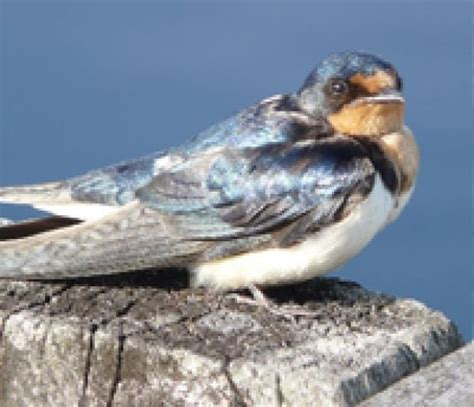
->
xmin=0 ymin=269 xmax=463 ymax=407
xmin=360 ymin=341 xmax=474 ymax=407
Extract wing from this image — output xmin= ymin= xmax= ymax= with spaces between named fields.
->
xmin=0 ymin=136 xmax=375 ymax=279
xmin=136 ymin=136 xmax=376 ymax=251
xmin=0 ymin=94 xmax=326 ymax=221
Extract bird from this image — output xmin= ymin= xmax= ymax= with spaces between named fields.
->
xmin=0 ymin=51 xmax=419 ymax=293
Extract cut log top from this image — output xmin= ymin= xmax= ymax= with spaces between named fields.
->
xmin=0 ymin=269 xmax=464 ymax=407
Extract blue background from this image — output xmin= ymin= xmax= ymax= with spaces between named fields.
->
xmin=1 ymin=1 xmax=472 ymax=340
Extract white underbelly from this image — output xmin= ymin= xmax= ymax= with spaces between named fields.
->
xmin=191 ymin=175 xmax=395 ymax=290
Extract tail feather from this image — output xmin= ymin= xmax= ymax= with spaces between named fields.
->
xmin=0 ymin=182 xmax=70 ymax=205
xmin=0 ymin=202 xmax=206 ymax=279
xmin=0 ymin=216 xmax=81 ymax=240
xmin=0 ymin=182 xmax=119 ymax=220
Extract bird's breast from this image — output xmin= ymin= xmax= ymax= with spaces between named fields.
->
xmin=380 ymin=126 xmax=419 ymax=193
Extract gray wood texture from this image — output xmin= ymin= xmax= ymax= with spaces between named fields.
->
xmin=361 ymin=341 xmax=474 ymax=407
xmin=0 ymin=272 xmax=463 ymax=406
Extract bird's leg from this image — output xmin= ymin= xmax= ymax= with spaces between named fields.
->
xmin=227 ymin=284 xmax=275 ymax=308
xmin=231 ymin=284 xmax=312 ymax=314
xmin=228 ymin=285 xmax=319 ymax=319
xmin=247 ymin=284 xmax=273 ymax=306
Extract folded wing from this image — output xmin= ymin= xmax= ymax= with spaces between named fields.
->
xmin=137 ymin=136 xmax=375 ymax=248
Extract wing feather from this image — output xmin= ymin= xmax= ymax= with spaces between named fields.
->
xmin=136 ymin=136 xmax=375 ymax=248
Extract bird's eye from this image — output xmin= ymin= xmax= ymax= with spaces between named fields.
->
xmin=329 ymin=79 xmax=349 ymax=96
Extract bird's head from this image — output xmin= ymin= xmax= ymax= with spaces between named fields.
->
xmin=296 ymin=51 xmax=404 ymax=137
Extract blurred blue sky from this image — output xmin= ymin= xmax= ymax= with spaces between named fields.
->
xmin=1 ymin=2 xmax=472 ymax=339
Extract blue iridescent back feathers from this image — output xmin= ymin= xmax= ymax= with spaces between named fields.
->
xmin=63 ymin=51 xmax=402 ymax=236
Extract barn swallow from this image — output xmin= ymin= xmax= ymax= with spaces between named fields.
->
xmin=0 ymin=51 xmax=419 ymax=291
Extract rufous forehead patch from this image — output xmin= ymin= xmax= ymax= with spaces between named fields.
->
xmin=349 ymin=70 xmax=396 ymax=94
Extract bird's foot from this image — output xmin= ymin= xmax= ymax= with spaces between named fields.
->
xmin=228 ymin=285 xmax=319 ymax=320
xmin=227 ymin=284 xmax=273 ymax=307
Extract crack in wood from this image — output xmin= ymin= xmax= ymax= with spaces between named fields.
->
xmin=275 ymin=373 xmax=284 ymax=407
xmin=79 ymin=323 xmax=98 ymax=407
xmin=106 ymin=323 xmax=125 ymax=407
xmin=222 ymin=355 xmax=249 ymax=407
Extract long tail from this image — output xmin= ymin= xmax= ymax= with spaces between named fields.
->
xmin=0 ymin=182 xmax=119 ymax=220
xmin=0 ymin=202 xmax=205 ymax=279
xmin=0 ymin=182 xmax=70 ymax=205
xmin=0 ymin=217 xmax=81 ymax=240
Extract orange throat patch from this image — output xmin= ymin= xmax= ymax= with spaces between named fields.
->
xmin=328 ymin=101 xmax=404 ymax=137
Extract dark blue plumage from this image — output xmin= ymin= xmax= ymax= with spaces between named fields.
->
xmin=69 ymin=154 xmax=160 ymax=205
xmin=135 ymin=137 xmax=374 ymax=244
xmin=67 ymin=100 xmax=315 ymax=207
xmin=300 ymin=51 xmax=396 ymax=89
xmin=66 ymin=101 xmax=303 ymax=207
xmin=62 ymin=51 xmax=401 ymax=245
xmin=0 ymin=51 xmax=416 ymax=286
